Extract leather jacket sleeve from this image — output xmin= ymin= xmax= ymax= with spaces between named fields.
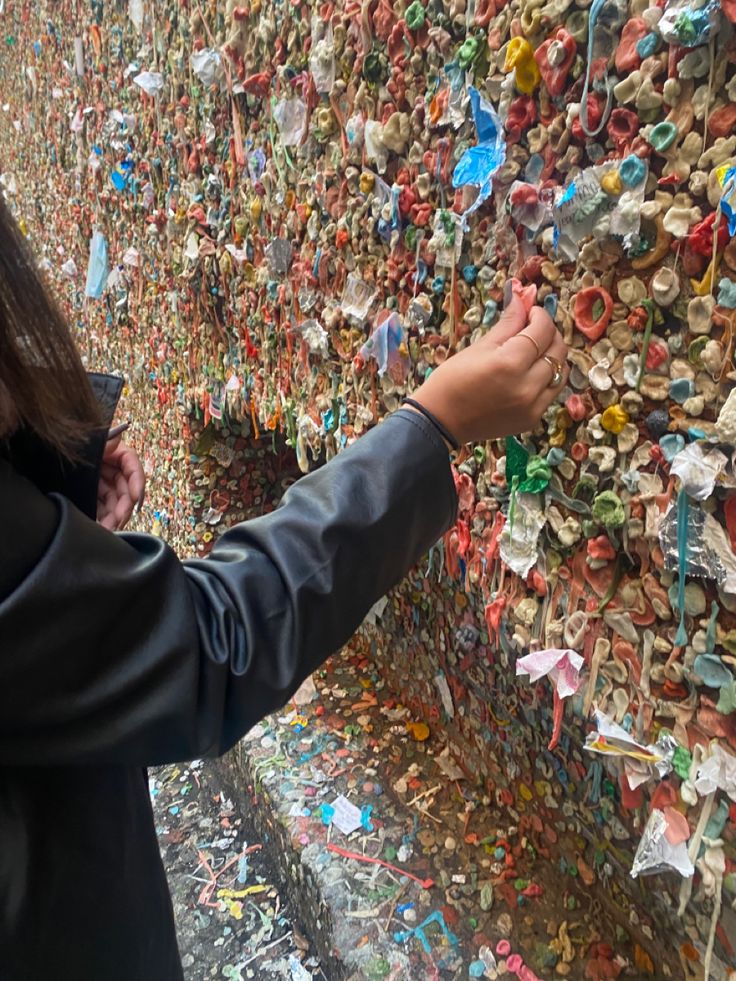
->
xmin=0 ymin=410 xmax=456 ymax=766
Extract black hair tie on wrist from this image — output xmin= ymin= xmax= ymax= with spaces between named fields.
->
xmin=402 ymin=398 xmax=460 ymax=451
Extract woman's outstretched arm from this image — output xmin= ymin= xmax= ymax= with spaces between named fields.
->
xmin=0 ymin=409 xmax=454 ymax=766
xmin=0 ymin=297 xmax=567 ymax=766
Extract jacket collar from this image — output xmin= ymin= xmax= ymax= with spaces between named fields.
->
xmin=1 ymin=373 xmax=123 ymax=520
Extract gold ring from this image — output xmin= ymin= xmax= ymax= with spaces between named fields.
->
xmin=543 ymin=355 xmax=563 ymax=387
xmin=518 ymin=333 xmax=541 ymax=358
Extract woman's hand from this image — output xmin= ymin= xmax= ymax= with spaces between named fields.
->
xmin=97 ymin=436 xmax=146 ymax=531
xmin=411 ymin=297 xmax=569 ymax=445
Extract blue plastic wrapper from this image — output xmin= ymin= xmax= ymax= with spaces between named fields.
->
xmin=719 ymin=166 xmax=736 ymax=236
xmin=552 ymin=180 xmax=576 ymax=253
xmin=84 ymin=230 xmax=109 ymax=299
xmin=247 ymin=147 xmax=266 ymax=181
xmin=110 ymin=158 xmax=134 ymax=192
xmin=359 ymin=313 xmax=409 ymax=379
xmin=451 ymin=87 xmax=506 ymax=228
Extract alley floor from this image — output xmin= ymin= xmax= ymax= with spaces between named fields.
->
xmin=150 ymin=760 xmax=325 ymax=981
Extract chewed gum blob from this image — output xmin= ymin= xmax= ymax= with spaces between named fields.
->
xmin=573 ymin=286 xmax=614 ymax=341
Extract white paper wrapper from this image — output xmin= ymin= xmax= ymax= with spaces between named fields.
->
xmin=499 ymin=495 xmax=546 ymax=578
xmin=340 ymin=273 xmax=377 ymax=322
xmin=670 ymin=444 xmax=728 ymax=501
xmin=298 ymin=319 xmax=329 ymax=358
xmin=695 ymin=744 xmax=736 ymax=801
xmin=585 ymin=710 xmax=670 ymax=769
xmin=273 ymin=97 xmax=307 ymax=147
xmin=363 ymin=595 xmax=389 ymax=626
xmin=435 ymin=671 xmax=455 ymax=718
xmin=430 ymin=210 xmax=464 ymax=268
xmin=516 ymin=648 xmax=583 ymax=698
xmin=133 ymin=71 xmax=164 ymax=97
xmin=309 ymin=20 xmax=335 ymax=94
xmin=190 ymin=49 xmax=224 ymax=88
xmin=554 ymin=160 xmax=648 ymax=258
xmin=128 ymin=0 xmax=144 ymax=31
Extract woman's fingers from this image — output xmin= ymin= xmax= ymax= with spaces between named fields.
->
xmin=115 ymin=470 xmax=132 ymax=505
xmin=483 ymin=296 xmax=528 ymax=346
xmin=97 ymin=493 xmax=118 ymax=530
xmin=98 ymin=469 xmax=135 ymax=531
xmin=529 ymin=334 xmax=569 ymax=392
xmin=111 ymin=471 xmax=133 ymax=527
xmin=115 ymin=494 xmax=134 ymax=530
xmin=410 ymin=299 xmax=569 ymax=444
xmin=531 ymin=363 xmax=570 ymax=419
xmin=100 ymin=442 xmax=146 ymax=513
xmin=98 ymin=438 xmax=146 ymax=531
xmin=117 ymin=445 xmax=146 ymax=506
xmin=503 ymin=307 xmax=558 ymax=368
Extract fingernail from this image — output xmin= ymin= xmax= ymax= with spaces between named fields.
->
xmin=503 ymin=280 xmax=514 ymax=310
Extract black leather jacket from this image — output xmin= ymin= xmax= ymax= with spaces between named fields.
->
xmin=0 ymin=376 xmax=456 ymax=979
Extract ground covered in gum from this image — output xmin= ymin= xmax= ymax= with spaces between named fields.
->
xmin=150 ymin=756 xmax=325 ymax=980
xmin=226 ymin=655 xmax=689 ymax=980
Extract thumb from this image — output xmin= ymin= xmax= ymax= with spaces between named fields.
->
xmin=485 ymin=295 xmax=528 ymax=346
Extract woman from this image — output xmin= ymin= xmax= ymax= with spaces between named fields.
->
xmin=0 ymin=197 xmax=567 ymax=979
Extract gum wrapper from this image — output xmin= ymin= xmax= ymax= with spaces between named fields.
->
xmin=451 ymin=87 xmax=506 ymax=229
xmin=659 ymin=501 xmax=736 ymax=594
xmin=658 ymin=0 xmax=722 ymax=46
xmin=553 ymin=161 xmax=647 ymax=259
xmin=499 ymin=495 xmax=546 ymax=578
xmin=631 ymin=809 xmax=694 ymax=879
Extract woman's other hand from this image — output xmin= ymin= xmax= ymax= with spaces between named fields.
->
xmin=97 ymin=436 xmax=146 ymax=531
xmin=412 ymin=297 xmax=569 ymax=445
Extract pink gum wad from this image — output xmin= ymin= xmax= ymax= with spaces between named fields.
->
xmin=509 ymin=278 xmax=538 ymax=314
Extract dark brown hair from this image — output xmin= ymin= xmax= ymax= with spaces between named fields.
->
xmin=0 ymin=196 xmax=101 ymax=458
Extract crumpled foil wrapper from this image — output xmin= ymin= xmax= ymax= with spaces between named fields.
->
xmin=658 ymin=501 xmax=736 ymax=594
xmin=631 ymin=809 xmax=694 ymax=879
xmin=654 ymin=731 xmax=678 ymax=780
xmin=265 ymin=237 xmax=292 ymax=277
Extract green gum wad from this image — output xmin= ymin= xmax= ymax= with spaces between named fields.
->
xmin=405 ymin=0 xmax=427 ymax=30
xmin=648 ymin=121 xmax=677 ymax=151
xmin=362 ymin=51 xmax=383 ymax=83
xmin=367 ymin=957 xmax=391 ymax=979
xmin=575 ymin=189 xmax=606 ymax=221
xmin=688 ymin=336 xmax=708 ymax=365
xmin=672 ymin=745 xmax=692 ymax=779
xmin=573 ymin=475 xmax=597 ymax=502
xmin=519 ymin=455 xmax=551 ymax=493
xmin=458 ymin=35 xmax=480 ymax=68
xmin=591 ymin=491 xmax=626 ymax=528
